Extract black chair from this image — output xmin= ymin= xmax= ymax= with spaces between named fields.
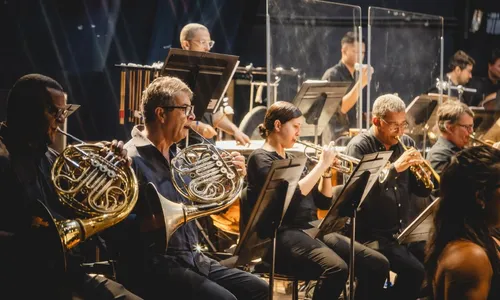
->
xmin=239 ymin=187 xmax=301 ymax=300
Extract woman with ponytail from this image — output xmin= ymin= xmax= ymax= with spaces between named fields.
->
xmin=245 ymin=101 xmax=390 ymax=300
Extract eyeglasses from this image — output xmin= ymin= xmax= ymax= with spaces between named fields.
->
xmin=49 ymin=104 xmax=80 ymax=120
xmin=189 ymin=39 xmax=215 ymax=49
xmin=456 ymin=123 xmax=474 ymax=131
xmin=162 ymin=105 xmax=195 ymax=116
xmin=380 ymin=118 xmax=409 ymax=131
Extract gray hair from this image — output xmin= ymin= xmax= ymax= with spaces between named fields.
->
xmin=372 ymin=94 xmax=406 ymax=118
xmin=180 ymin=23 xmax=208 ymax=44
xmin=141 ymin=76 xmax=193 ymax=124
xmin=437 ymin=100 xmax=474 ymax=132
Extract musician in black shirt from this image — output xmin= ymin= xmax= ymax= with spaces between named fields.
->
xmin=246 ymin=101 xmax=389 ymax=300
xmin=0 ymin=74 xmax=141 ymax=299
xmin=321 ymin=31 xmax=371 ymax=143
xmin=464 ymin=48 xmax=500 ymax=107
xmin=427 ymin=50 xmax=475 ymax=102
xmin=345 ymin=94 xmax=433 ymax=300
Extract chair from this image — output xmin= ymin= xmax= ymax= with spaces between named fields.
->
xmin=253 ymin=262 xmax=300 ymax=300
xmin=239 ymin=187 xmax=301 ymax=300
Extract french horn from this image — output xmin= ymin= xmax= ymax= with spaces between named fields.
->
xmin=32 ymin=128 xmax=139 ymax=272
xmin=143 ymin=142 xmax=244 ymax=251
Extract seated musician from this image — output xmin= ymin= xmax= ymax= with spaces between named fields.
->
xmin=426 ymin=101 xmax=474 ymax=190
xmin=178 ymin=23 xmax=250 ymax=146
xmin=0 ymin=74 xmax=141 ymax=299
xmin=425 ymin=145 xmax=500 ymax=300
xmin=245 ymin=101 xmax=390 ymax=300
xmin=344 ymin=94 xmax=433 ymax=300
xmin=121 ymin=76 xmax=268 ymax=300
xmin=427 ymin=50 xmax=475 ymax=102
xmin=464 ymin=48 xmax=500 ymax=107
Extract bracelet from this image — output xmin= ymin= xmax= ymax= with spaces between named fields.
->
xmin=196 ymin=121 xmax=199 ymax=127
xmin=322 ymin=174 xmax=332 ymax=178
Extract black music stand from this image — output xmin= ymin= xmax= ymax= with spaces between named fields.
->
xmin=397 ymin=198 xmax=441 ymax=244
xmin=304 ymin=151 xmax=393 ymax=300
xmin=406 ymin=94 xmax=457 ymax=150
xmin=220 ymin=157 xmax=306 ymax=300
xmin=160 ymin=48 xmax=240 ymax=118
xmin=292 ymin=80 xmax=351 ymax=144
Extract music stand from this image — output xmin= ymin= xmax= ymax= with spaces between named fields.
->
xmin=397 ymin=198 xmax=441 ymax=244
xmin=292 ymin=80 xmax=351 ymax=144
xmin=219 ymin=157 xmax=306 ymax=300
xmin=160 ymin=48 xmax=240 ymax=118
xmin=304 ymin=150 xmax=393 ymax=300
xmin=406 ymin=94 xmax=457 ymax=150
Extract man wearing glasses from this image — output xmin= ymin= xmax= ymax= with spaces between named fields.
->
xmin=344 ymin=94 xmax=432 ymax=300
xmin=0 ymin=74 xmax=141 ymax=299
xmin=121 ymin=76 xmax=268 ymax=299
xmin=179 ymin=23 xmax=251 ymax=146
xmin=426 ymin=101 xmax=474 ymax=190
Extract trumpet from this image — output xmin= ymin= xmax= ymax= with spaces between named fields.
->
xmin=469 ymin=134 xmax=495 ymax=147
xmin=294 ymin=139 xmax=360 ymax=174
xmin=396 ymin=136 xmax=440 ymax=189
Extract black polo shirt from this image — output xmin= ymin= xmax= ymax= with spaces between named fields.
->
xmin=322 ymin=60 xmax=357 ymax=137
xmin=344 ymin=128 xmax=432 ymax=242
xmin=463 ymin=76 xmax=500 ymax=107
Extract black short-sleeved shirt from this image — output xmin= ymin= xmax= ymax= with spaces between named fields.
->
xmin=322 ymin=60 xmax=356 ymax=138
xmin=463 ymin=76 xmax=500 ymax=107
xmin=245 ymin=148 xmax=332 ymax=230
xmin=344 ymin=128 xmax=432 ymax=242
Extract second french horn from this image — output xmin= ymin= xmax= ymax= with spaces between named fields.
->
xmin=142 ymin=143 xmax=244 ymax=250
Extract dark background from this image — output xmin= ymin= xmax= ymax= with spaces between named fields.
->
xmin=1 ymin=0 xmax=499 ymax=142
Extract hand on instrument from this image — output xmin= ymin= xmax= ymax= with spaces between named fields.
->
xmin=394 ymin=147 xmax=424 ymax=173
xmin=101 ymin=140 xmax=132 ymax=166
xmin=229 ymin=151 xmax=247 ymax=177
xmin=360 ymin=66 xmax=374 ymax=88
xmin=233 ymin=129 xmax=251 ymax=146
xmin=192 ymin=121 xmax=217 ymax=139
xmin=318 ymin=141 xmax=338 ymax=171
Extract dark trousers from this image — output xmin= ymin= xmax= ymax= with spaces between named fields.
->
xmin=1 ymin=271 xmax=142 ymax=300
xmin=378 ymin=241 xmax=425 ymax=300
xmin=272 ymin=229 xmax=390 ymax=300
xmin=141 ymin=255 xmax=268 ymax=300
xmin=76 ymin=274 xmax=143 ymax=300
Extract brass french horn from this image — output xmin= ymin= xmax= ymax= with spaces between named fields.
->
xmin=34 ymin=128 xmax=139 ymax=272
xmin=142 ymin=142 xmax=244 ymax=251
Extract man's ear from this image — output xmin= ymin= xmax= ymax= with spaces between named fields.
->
xmin=155 ymin=107 xmax=166 ymax=123
xmin=372 ymin=117 xmax=380 ymax=127
xmin=181 ymin=40 xmax=190 ymax=50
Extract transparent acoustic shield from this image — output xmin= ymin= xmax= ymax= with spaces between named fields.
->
xmin=367 ymin=7 xmax=444 ymax=149
xmin=267 ymin=0 xmax=362 ymax=144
